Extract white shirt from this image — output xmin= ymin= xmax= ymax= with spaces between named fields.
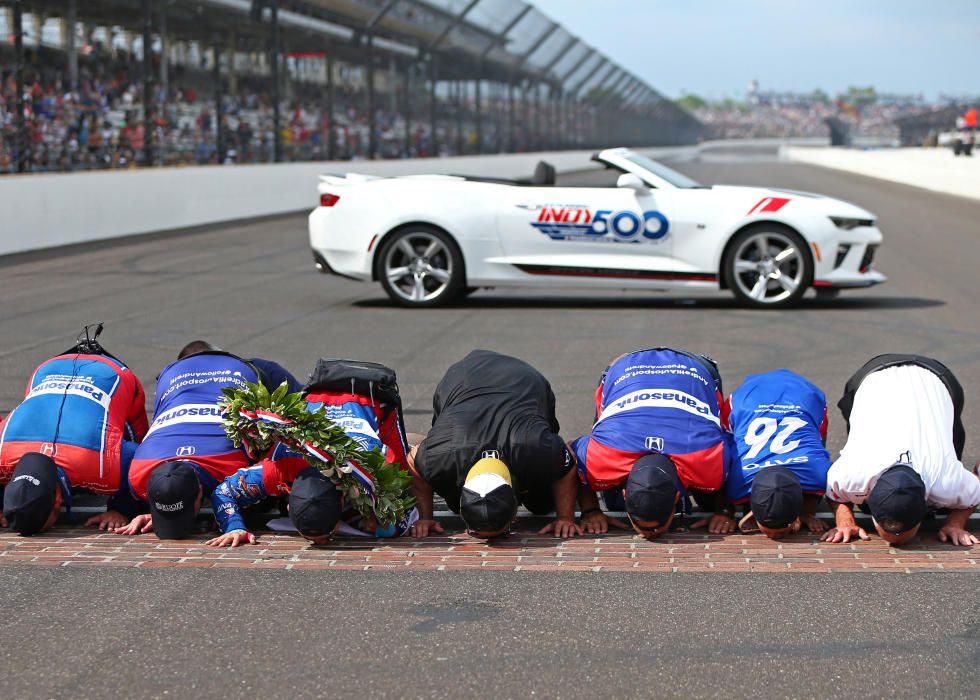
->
xmin=827 ymin=365 xmax=980 ymax=509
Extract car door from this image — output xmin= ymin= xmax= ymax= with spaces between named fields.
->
xmin=495 ymin=184 xmax=676 ymax=274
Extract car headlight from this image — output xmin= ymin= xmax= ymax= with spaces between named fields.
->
xmin=830 ymin=216 xmax=875 ymax=230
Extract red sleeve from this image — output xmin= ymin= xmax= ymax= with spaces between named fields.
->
xmin=378 ymin=410 xmax=409 ymax=469
xmin=261 ymin=455 xmax=311 ymax=496
xmin=593 ymin=382 xmax=604 ymax=422
xmin=720 ymin=394 xmax=733 ymax=432
xmin=820 ymin=404 xmax=829 ymax=444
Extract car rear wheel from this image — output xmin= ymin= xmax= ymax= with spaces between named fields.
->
xmin=724 ymin=225 xmax=812 ymax=308
xmin=377 ymin=227 xmax=464 ymax=307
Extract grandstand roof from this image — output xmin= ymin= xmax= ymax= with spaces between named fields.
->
xmin=11 ymin=0 xmax=677 ymax=112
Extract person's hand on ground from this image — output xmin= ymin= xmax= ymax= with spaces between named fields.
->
xmin=820 ymin=525 xmax=870 ymax=543
xmin=580 ymin=511 xmax=629 ymax=534
xmin=938 ymin=524 xmax=978 ymax=546
xmin=206 ymin=530 xmax=256 ymax=548
xmin=538 ymin=517 xmax=583 ymax=538
xmin=691 ymin=513 xmax=737 ymax=534
xmin=85 ymin=510 xmax=128 ymax=531
xmin=113 ymin=513 xmax=153 ymax=535
xmin=410 ymin=518 xmax=444 ymax=538
xmin=801 ymin=514 xmax=828 ymax=533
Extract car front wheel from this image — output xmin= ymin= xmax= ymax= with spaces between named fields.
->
xmin=724 ymin=225 xmax=812 ymax=308
xmin=377 ymin=227 xmax=464 ymax=307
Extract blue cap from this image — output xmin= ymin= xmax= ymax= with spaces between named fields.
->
xmin=868 ymin=464 xmax=927 ymax=534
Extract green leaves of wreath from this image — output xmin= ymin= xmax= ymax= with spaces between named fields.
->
xmin=218 ymin=381 xmax=415 ymax=527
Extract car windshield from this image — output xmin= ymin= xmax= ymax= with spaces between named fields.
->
xmin=623 ymin=152 xmax=702 ymax=188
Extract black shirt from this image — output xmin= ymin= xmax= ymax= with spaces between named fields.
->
xmin=415 ymin=350 xmax=572 ymax=512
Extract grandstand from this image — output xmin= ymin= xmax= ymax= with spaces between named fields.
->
xmin=0 ymin=0 xmax=703 ymax=173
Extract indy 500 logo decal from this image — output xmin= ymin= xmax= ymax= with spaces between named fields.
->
xmin=531 ymin=205 xmax=669 ymax=243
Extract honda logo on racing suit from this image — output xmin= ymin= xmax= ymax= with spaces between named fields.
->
xmin=175 ymin=445 xmax=196 ymax=457
xmin=40 ymin=443 xmax=57 ymax=457
xmin=644 ymin=437 xmax=664 ymax=451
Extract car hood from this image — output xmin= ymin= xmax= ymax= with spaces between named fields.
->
xmin=710 ymin=185 xmax=876 ymax=219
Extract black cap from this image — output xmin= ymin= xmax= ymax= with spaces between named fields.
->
xmin=3 ymin=453 xmax=59 ymax=535
xmin=288 ymin=468 xmax=341 ymax=537
xmin=750 ymin=467 xmax=803 ymax=529
xmin=459 ymin=457 xmax=518 ymax=533
xmin=625 ymin=454 xmax=679 ymax=525
xmin=147 ymin=461 xmax=201 ymax=539
xmin=868 ymin=463 xmax=927 ymax=534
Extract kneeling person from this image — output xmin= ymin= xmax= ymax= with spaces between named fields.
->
xmin=573 ymin=347 xmax=729 ymax=540
xmin=409 ymin=350 xmax=578 ymax=538
xmin=208 ymin=358 xmax=418 ymax=545
xmin=824 ymin=354 xmax=980 ymax=546
xmin=724 ymin=369 xmax=832 ymax=539
xmin=1 ymin=330 xmax=148 ymax=534
xmin=208 ymin=464 xmax=341 ymax=547
xmin=122 ymin=340 xmax=299 ymax=539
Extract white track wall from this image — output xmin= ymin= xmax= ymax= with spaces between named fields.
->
xmin=783 ymin=146 xmax=980 ymax=202
xmin=0 ymin=148 xmax=695 ymax=257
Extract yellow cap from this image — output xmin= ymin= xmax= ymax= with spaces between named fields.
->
xmin=464 ymin=457 xmax=512 ymax=489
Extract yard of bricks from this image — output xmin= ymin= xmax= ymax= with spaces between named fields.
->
xmin=2 ymin=523 xmax=977 ymax=572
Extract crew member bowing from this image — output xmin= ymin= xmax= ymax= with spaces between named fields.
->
xmin=407 ymin=350 xmax=578 ymax=539
xmin=572 ymin=347 xmax=730 ymax=540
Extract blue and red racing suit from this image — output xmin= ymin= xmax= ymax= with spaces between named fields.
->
xmin=129 ymin=352 xmax=299 ymax=500
xmin=0 ymin=352 xmax=148 ymax=516
xmin=572 ymin=348 xmax=727 ymax=495
xmin=723 ymin=369 xmax=831 ymax=504
xmin=211 ymin=388 xmax=416 ymax=537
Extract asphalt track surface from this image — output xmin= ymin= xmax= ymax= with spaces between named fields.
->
xmin=1 ymin=145 xmax=979 ymax=697
xmin=0 ymin=568 xmax=977 ymax=699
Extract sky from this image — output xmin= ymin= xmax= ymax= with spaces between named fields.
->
xmin=531 ymin=0 xmax=980 ymax=101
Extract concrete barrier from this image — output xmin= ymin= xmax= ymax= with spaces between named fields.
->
xmin=783 ymin=146 xmax=980 ymax=202
xmin=0 ymin=147 xmax=703 ymax=257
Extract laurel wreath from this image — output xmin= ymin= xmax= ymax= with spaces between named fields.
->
xmin=218 ymin=381 xmax=415 ymax=527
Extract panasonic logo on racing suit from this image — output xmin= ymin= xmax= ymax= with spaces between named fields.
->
xmin=531 ymin=205 xmax=670 ymax=243
xmin=28 ymin=378 xmax=112 ymax=408
xmin=595 ymin=389 xmax=719 ymax=426
xmin=144 ymin=404 xmax=224 ymax=437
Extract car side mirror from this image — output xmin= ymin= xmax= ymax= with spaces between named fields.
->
xmin=616 ymin=173 xmax=647 ymax=191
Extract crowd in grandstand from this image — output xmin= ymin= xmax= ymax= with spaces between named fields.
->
xmin=0 ymin=45 xmax=569 ymax=174
xmin=4 ymin=43 xmax=965 ymax=175
xmin=691 ymin=94 xmax=937 ymax=142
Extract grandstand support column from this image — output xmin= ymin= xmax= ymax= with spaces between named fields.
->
xmin=534 ymin=82 xmax=544 ymax=151
xmin=551 ymin=88 xmax=561 ymax=150
xmin=454 ymin=81 xmax=463 ymax=156
xmin=367 ymin=33 xmax=377 ymax=159
xmin=507 ymin=80 xmax=516 ymax=152
xmin=325 ymin=52 xmax=335 ymax=161
xmin=159 ymin=10 xmax=168 ymax=96
xmin=270 ymin=0 xmax=282 ymax=162
xmin=402 ymin=61 xmax=412 ymax=159
xmin=213 ymin=43 xmax=224 ymax=164
xmin=13 ymin=0 xmax=25 ymax=172
xmin=474 ymin=77 xmax=483 ymax=154
xmin=142 ymin=0 xmax=154 ymax=167
xmin=428 ymin=56 xmax=438 ymax=157
xmin=226 ymin=28 xmax=236 ymax=96
xmin=566 ymin=95 xmax=575 ymax=147
xmin=66 ymin=0 xmax=78 ymax=90
xmin=522 ymin=81 xmax=531 ymax=152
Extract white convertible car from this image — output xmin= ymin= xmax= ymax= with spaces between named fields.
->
xmin=308 ymin=147 xmax=885 ymax=308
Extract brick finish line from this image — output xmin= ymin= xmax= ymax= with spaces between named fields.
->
xmin=1 ymin=525 xmax=978 ymax=572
